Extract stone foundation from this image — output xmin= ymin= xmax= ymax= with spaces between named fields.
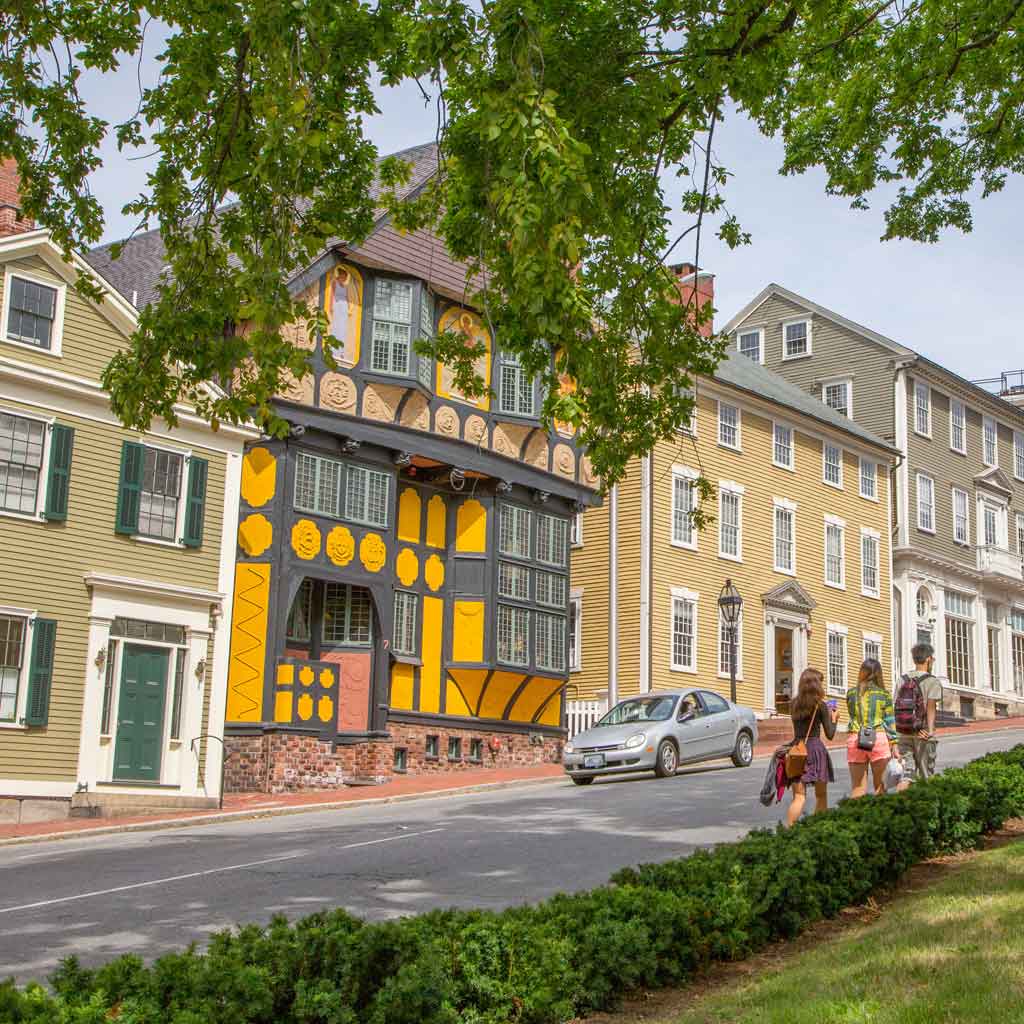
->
xmin=224 ymin=720 xmax=564 ymax=793
xmin=946 ymin=688 xmax=1024 ymax=721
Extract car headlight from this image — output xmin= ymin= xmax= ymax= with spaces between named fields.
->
xmin=564 ymin=742 xmax=575 ymax=754
xmin=624 ymin=733 xmax=646 ymax=750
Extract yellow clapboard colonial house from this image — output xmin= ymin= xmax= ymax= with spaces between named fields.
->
xmin=0 ymin=192 xmax=255 ymax=822
xmin=570 ymin=280 xmax=898 ymax=723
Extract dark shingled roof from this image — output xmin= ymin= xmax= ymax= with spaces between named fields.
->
xmin=85 ymin=141 xmax=458 ymax=309
xmin=712 ymin=348 xmax=897 ymax=454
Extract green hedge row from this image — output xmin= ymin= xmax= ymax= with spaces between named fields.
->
xmin=5 ymin=746 xmax=1024 ymax=1024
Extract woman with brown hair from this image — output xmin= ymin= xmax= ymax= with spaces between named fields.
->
xmin=785 ymin=667 xmax=838 ymax=826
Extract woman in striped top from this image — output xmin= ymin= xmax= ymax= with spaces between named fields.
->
xmin=846 ymin=658 xmax=901 ymax=798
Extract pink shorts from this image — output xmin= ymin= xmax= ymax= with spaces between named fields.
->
xmin=847 ymin=732 xmax=892 ymax=764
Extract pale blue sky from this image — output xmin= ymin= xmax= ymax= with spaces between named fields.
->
xmin=80 ymin=43 xmax=1021 ymax=385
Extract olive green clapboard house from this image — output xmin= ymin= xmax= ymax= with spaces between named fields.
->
xmin=0 ymin=218 xmax=256 ymax=823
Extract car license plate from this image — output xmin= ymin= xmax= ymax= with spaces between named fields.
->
xmin=583 ymin=754 xmax=605 ymax=769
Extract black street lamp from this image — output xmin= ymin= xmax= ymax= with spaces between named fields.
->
xmin=718 ymin=579 xmax=743 ymax=703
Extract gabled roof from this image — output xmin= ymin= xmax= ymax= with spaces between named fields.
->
xmin=974 ymin=465 xmax=1015 ymax=496
xmin=85 ymin=142 xmax=476 ymax=309
xmin=761 ymin=579 xmax=817 ymax=613
xmin=721 ymin=282 xmax=914 ymax=358
xmin=711 ymin=348 xmax=898 ymax=455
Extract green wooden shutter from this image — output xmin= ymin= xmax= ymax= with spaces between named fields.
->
xmin=43 ymin=424 xmax=74 ymax=521
xmin=114 ymin=441 xmax=144 ymax=535
xmin=24 ymin=618 xmax=56 ymax=727
xmin=182 ymin=456 xmax=208 ymax=547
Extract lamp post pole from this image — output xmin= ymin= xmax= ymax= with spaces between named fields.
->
xmin=728 ymin=623 xmax=738 ymax=704
xmin=718 ymin=579 xmax=744 ymax=705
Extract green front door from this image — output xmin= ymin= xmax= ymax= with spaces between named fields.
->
xmin=113 ymin=644 xmax=170 ymax=781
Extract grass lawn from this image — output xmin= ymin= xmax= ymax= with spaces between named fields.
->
xmin=665 ymin=839 xmax=1024 ymax=1024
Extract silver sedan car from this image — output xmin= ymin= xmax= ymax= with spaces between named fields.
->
xmin=562 ymin=689 xmax=758 ymax=784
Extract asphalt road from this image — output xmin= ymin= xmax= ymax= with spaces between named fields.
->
xmin=2 ymin=726 xmax=1022 ymax=984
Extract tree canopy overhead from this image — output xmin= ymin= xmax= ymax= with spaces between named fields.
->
xmin=4 ymin=0 xmax=1023 ymax=484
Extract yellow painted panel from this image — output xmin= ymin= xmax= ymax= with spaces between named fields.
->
xmin=424 ymin=553 xmax=445 ymax=592
xmin=479 ymin=671 xmax=526 ymax=720
xmin=324 ymin=263 xmax=363 ymax=366
xmin=297 ymin=693 xmax=314 ymax=721
xmin=398 ymin=487 xmax=422 ymax=543
xmin=537 ymin=688 xmax=564 ymax=727
xmin=326 ymin=525 xmax=355 ymax=566
xmin=274 ymin=690 xmax=293 ymax=723
xmin=447 ymin=668 xmax=489 ymax=715
xmin=436 ymin=307 xmax=492 ymax=411
xmin=390 ymin=663 xmax=415 ymax=710
xmin=291 ymin=519 xmax=321 ymax=560
xmin=420 ymin=596 xmax=444 ymax=713
xmin=299 ymin=665 xmax=315 ymax=686
xmin=226 ymin=563 xmax=271 ymax=721
xmin=241 ymin=446 xmax=277 ymax=508
xmin=426 ymin=494 xmax=447 ymax=549
xmin=396 ymin=547 xmax=419 ymax=587
xmin=453 ymin=600 xmax=485 ymax=661
xmin=508 ymin=677 xmax=563 ymax=723
xmin=455 ymin=498 xmax=487 ymax=553
xmin=238 ymin=513 xmax=273 ymax=557
xmin=276 ymin=663 xmax=294 ymax=685
xmin=445 ymin=678 xmax=473 ymax=717
xmin=318 ymin=695 xmax=334 ymax=722
xmin=359 ymin=532 xmax=387 ymax=572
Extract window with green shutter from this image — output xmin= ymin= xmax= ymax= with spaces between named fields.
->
xmin=24 ymin=618 xmax=56 ymax=727
xmin=115 ymin=440 xmax=144 ymax=534
xmin=183 ymin=456 xmax=208 ymax=547
xmin=43 ymin=423 xmax=74 ymax=521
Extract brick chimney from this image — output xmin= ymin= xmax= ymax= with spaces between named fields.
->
xmin=0 ymin=159 xmax=35 ymax=237
xmin=670 ymin=262 xmax=715 ymax=337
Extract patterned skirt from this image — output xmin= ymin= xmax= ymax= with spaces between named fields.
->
xmin=799 ymin=737 xmax=835 ymax=785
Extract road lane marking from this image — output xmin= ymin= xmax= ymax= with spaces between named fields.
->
xmin=0 ymin=828 xmax=445 ymax=915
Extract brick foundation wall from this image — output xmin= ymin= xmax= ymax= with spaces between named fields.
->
xmin=948 ymin=689 xmax=1024 ymax=721
xmin=224 ymin=721 xmax=564 ymax=793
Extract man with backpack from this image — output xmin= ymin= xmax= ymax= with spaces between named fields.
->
xmin=894 ymin=642 xmax=943 ymax=789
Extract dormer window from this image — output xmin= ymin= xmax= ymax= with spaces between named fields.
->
xmin=370 ymin=279 xmax=414 ymax=376
xmin=498 ymin=351 xmax=536 ymax=417
xmin=2 ymin=271 xmax=64 ymax=354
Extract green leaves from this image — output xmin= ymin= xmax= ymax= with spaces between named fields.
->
xmin=6 ymin=0 xmax=1024 ymax=482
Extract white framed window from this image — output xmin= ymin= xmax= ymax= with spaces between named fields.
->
xmin=773 ymin=499 xmax=796 ymax=575
xmin=0 ymin=268 xmax=66 ymax=356
xmin=861 ymin=528 xmax=880 ymax=598
xmin=677 ymin=386 xmax=697 ymax=436
xmin=671 ymin=466 xmax=698 ymax=549
xmin=535 ymin=569 xmax=567 ymax=608
xmin=950 ymin=399 xmax=967 ymax=454
xmin=0 ymin=612 xmax=28 ymax=723
xmin=859 ymin=458 xmax=877 ymax=501
xmin=570 ymin=511 xmax=583 ymax=548
xmin=370 ymin=278 xmax=414 ymax=376
xmin=823 ymin=443 xmax=843 ymax=488
xmin=953 ymin=487 xmax=970 ymax=546
xmin=1017 ymin=513 xmax=1024 ymax=555
xmin=983 ymin=415 xmax=998 ymax=467
xmin=323 ymin=583 xmax=372 ymax=645
xmin=945 ymin=590 xmax=975 ymax=687
xmin=823 ymin=379 xmax=852 ymax=418
xmin=987 ymin=602 xmax=1002 ymax=691
xmin=826 ymin=624 xmax=848 ymax=695
xmin=718 ymin=609 xmax=742 ymax=679
xmin=1015 ymin=432 xmax=1024 ymax=481
xmin=916 ymin=473 xmax=935 ymax=533
xmin=863 ymin=632 xmax=883 ymax=664
xmin=670 ymin=588 xmax=698 ymax=673
xmin=824 ymin=516 xmax=845 ymax=589
xmin=499 ymin=504 xmax=532 ymax=559
xmin=568 ymin=593 xmax=582 ymax=671
xmin=537 ymin=512 xmax=568 ymax=567
xmin=783 ymin=319 xmax=811 ymax=359
xmin=0 ymin=410 xmax=50 ymax=517
xmin=719 ymin=483 xmax=743 ymax=561
xmin=772 ymin=422 xmax=794 ymax=470
xmin=737 ymin=328 xmax=763 ymax=363
xmin=498 ymin=561 xmax=530 ymax=601
xmin=345 ymin=465 xmax=390 ymax=527
xmin=499 ymin=351 xmax=536 ymax=417
xmin=392 ymin=590 xmax=419 ymax=656
xmin=914 ymin=381 xmax=931 ymax=437
xmin=294 ymin=452 xmax=389 ymax=528
xmin=717 ymin=402 xmax=741 ymax=450
xmin=138 ymin=446 xmax=185 ymax=541
xmin=1010 ymin=609 xmax=1024 ymax=694
xmin=497 ymin=604 xmax=530 ymax=667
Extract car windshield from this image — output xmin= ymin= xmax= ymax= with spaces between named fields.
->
xmin=597 ymin=696 xmax=678 ymax=726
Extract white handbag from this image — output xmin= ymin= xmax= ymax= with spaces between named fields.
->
xmin=885 ymin=757 xmax=905 ymax=789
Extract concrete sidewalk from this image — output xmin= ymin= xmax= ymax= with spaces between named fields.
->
xmin=752 ymin=716 xmax=1023 ymax=757
xmin=0 ymin=764 xmax=565 ymax=846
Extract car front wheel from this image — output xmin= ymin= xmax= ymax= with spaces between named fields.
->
xmin=731 ymin=730 xmax=754 ymax=768
xmin=654 ymin=739 xmax=678 ymax=778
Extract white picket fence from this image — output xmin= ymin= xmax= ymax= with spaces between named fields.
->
xmin=566 ymin=699 xmax=608 ymax=737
